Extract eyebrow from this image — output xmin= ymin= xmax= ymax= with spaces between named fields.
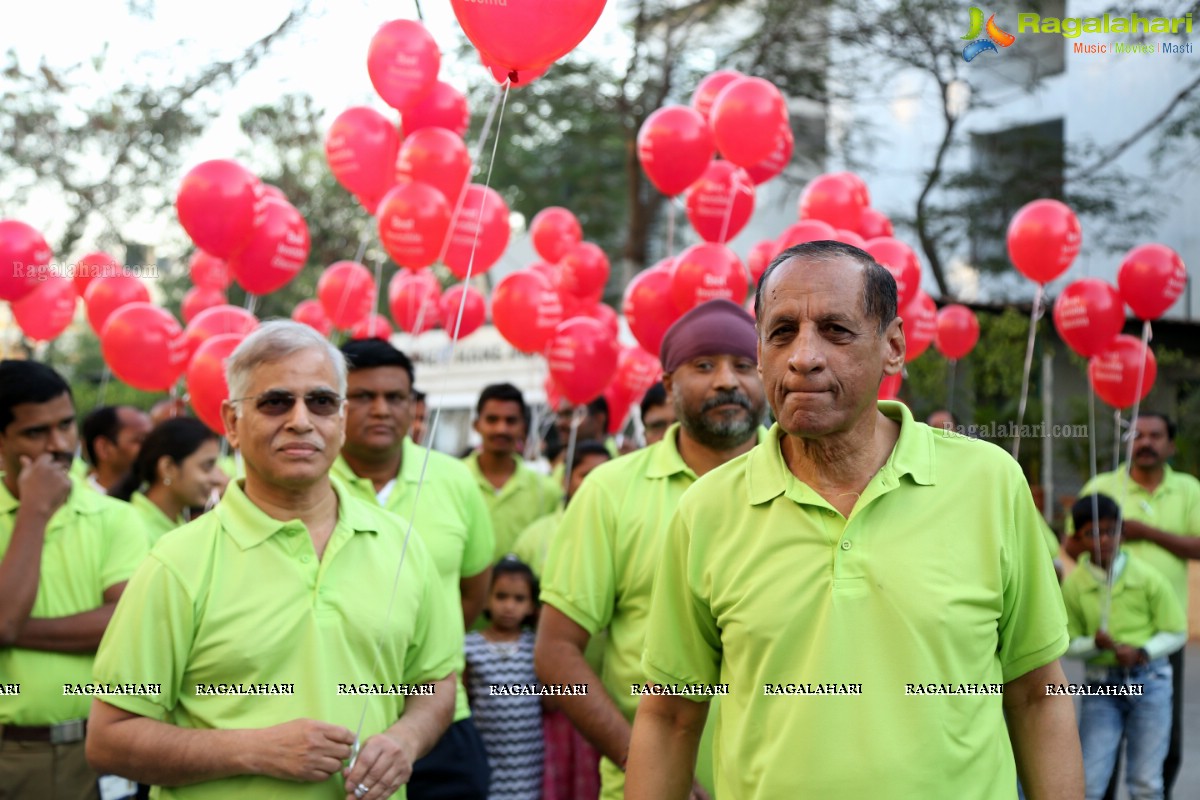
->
xmin=17 ymin=416 xmax=76 ymax=435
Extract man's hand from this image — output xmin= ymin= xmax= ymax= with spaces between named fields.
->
xmin=1093 ymin=630 xmax=1116 ymax=651
xmin=342 ymin=729 xmax=417 ymax=800
xmin=16 ymin=454 xmax=72 ymax=519
xmin=1121 ymin=520 xmax=1148 ymax=541
xmin=1114 ymin=645 xmax=1144 ymax=668
xmin=254 ymin=719 xmax=355 ymax=783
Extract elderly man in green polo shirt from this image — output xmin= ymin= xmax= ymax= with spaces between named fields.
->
xmin=333 ymin=337 xmax=494 ymax=800
xmin=0 ymin=360 xmax=148 ymax=799
xmin=627 ymin=241 xmax=1083 ymax=799
xmin=86 ymin=321 xmax=459 ymax=800
xmin=536 ymin=298 xmax=768 ymax=800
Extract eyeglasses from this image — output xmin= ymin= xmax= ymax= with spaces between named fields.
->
xmin=230 ymin=389 xmax=344 ymax=417
xmin=346 ymin=390 xmax=411 ymax=407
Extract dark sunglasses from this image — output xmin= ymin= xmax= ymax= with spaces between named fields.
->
xmin=231 ymin=389 xmax=344 ymax=417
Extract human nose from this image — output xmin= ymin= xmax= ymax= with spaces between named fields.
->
xmin=283 ymin=398 xmax=315 ymax=431
xmin=711 ymin=360 xmax=738 ymax=390
xmin=369 ymin=393 xmax=391 ymax=416
xmin=48 ymin=426 xmax=73 ymax=454
xmin=787 ymin=324 xmax=826 ymax=373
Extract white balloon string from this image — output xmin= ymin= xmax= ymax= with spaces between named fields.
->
xmin=368 ymin=249 xmax=386 ymax=339
xmin=243 ymin=293 xmax=258 ymax=318
xmin=946 ymin=358 xmax=957 ymax=418
xmin=560 ymin=406 xmax=586 ymax=495
xmin=666 ymin=200 xmax=676 ymax=258
xmin=1011 ymin=285 xmax=1045 ymax=460
xmin=97 ymin=366 xmax=112 ymax=409
xmin=716 ymin=169 xmax=742 ymax=247
xmin=1087 ymin=384 xmax=1102 ymax=571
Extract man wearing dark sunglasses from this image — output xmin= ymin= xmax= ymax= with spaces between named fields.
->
xmin=87 ymin=321 xmax=460 ymax=800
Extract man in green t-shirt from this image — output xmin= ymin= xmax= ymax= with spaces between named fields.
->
xmin=627 ymin=241 xmax=1083 ymax=800
xmin=335 ymin=338 xmax=494 ymax=800
xmin=537 ymin=298 xmax=768 ymax=800
xmin=86 ymin=322 xmax=458 ymax=800
xmin=0 ymin=360 xmax=148 ymax=799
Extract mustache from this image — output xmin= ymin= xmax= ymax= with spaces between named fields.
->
xmin=701 ymin=391 xmax=753 ymax=413
xmin=1135 ymin=447 xmax=1160 ymax=458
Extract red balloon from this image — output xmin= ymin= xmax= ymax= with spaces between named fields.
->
xmin=691 ymin=70 xmax=742 ymax=122
xmin=858 ymin=207 xmax=894 ymax=240
xmin=181 ymin=286 xmax=227 ymax=325
xmin=900 ymin=291 xmax=937 ymax=363
xmin=529 ymin=259 xmax=560 ymax=285
xmin=671 ymin=243 xmax=749 ymax=313
xmin=72 ymin=251 xmax=121 ymax=297
xmin=530 ymin=207 xmax=583 ymax=263
xmin=711 ymin=77 xmax=788 ymax=167
xmin=613 ymin=345 xmax=661 ymax=403
xmin=604 ymin=383 xmax=634 ymax=435
xmin=559 ymin=242 xmax=610 ymax=299
xmin=864 ymin=237 xmax=920 ymax=309
xmin=1007 ymin=199 xmax=1081 ymax=284
xmin=0 ymin=220 xmax=52 ymax=302
xmin=834 ymin=229 xmax=867 ymax=250
xmin=777 ymin=219 xmax=836 ymax=251
xmin=228 ymin=195 xmax=310 ymax=295
xmin=351 ymin=314 xmax=395 ymax=341
xmin=85 ymin=273 xmax=150 ymax=334
xmin=481 ymin=51 xmax=550 ymax=86
xmin=878 ymin=372 xmax=902 ymax=401
xmin=636 ymin=106 xmax=714 ymax=197
xmin=1089 ymin=335 xmax=1157 ymax=409
xmin=579 ymin=302 xmax=620 ymax=340
xmin=623 ymin=261 xmax=680 ymax=357
xmin=934 ymin=304 xmax=980 ymax=360
xmin=492 ymin=269 xmax=563 ymax=353
xmin=799 ymin=173 xmax=869 ymax=231
xmin=440 ymin=283 xmax=487 ymax=339
xmin=182 ymin=304 xmax=258 ymax=363
xmin=685 ymin=161 xmax=755 ymax=244
xmin=402 ymin=80 xmax=469 ymax=138
xmin=444 ymin=185 xmax=511 ymax=279
xmin=743 ymin=125 xmax=793 ymax=185
xmin=325 ymin=107 xmax=400 ymax=212
xmin=1053 ymin=279 xmax=1125 ymax=358
xmin=545 ymin=316 xmax=619 ymax=405
xmin=451 ymin=0 xmax=606 ymax=72
xmin=318 ymin=261 xmax=377 ymax=330
xmin=1117 ymin=243 xmax=1187 ymax=321
xmin=101 ymin=303 xmax=188 ymax=391
xmin=188 ymin=250 xmax=231 ymax=291
xmin=388 ymin=270 xmax=442 ymax=334
xmin=292 ymin=299 xmax=334 ymax=337
xmin=377 ymin=183 xmax=452 ymax=269
xmin=187 ymin=333 xmax=244 ymax=434
xmin=12 ymin=278 xmax=77 ymax=342
xmin=395 ymin=127 xmax=471 ymax=210
xmin=175 ymin=160 xmax=261 ymax=259
xmin=747 ymin=240 xmax=778 ymax=285
xmin=367 ymin=19 xmax=440 ymax=113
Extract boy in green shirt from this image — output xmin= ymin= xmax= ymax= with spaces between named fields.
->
xmin=1063 ymin=494 xmax=1186 ymax=800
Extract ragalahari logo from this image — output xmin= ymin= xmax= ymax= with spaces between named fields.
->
xmin=962 ymin=7 xmax=1016 ymax=61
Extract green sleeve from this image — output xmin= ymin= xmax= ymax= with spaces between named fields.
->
xmin=998 ymin=475 xmax=1070 ymax=683
xmin=540 ymin=477 xmax=616 ymax=635
xmin=1147 ymin=567 xmax=1187 ymax=635
xmin=1059 ymin=573 xmax=1088 ymax=640
xmin=100 ymin=501 xmax=151 ymax=588
xmin=403 ymin=535 xmax=461 ymax=685
xmin=640 ymin=500 xmax=721 ymax=696
xmin=542 ymin=474 xmax=564 ymax=516
xmin=457 ymin=471 xmax=495 ymax=579
xmin=511 ymin=517 xmax=547 ymax=578
xmin=92 ymin=556 xmax=195 ymax=721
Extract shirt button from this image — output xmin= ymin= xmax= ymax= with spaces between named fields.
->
xmin=825 ymin=509 xmax=837 ymax=517
xmin=301 ymin=555 xmax=312 ymax=563
xmin=840 ymin=540 xmax=852 ymax=551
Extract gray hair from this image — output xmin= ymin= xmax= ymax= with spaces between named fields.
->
xmin=225 ymin=320 xmax=348 ymax=406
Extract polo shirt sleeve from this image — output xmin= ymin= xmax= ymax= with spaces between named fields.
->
xmin=402 ymin=536 xmax=460 ymax=686
xmin=457 ymin=474 xmax=494 ymax=579
xmin=92 ymin=556 xmax=195 ymax=721
xmin=640 ymin=502 xmax=722 ymax=695
xmin=998 ymin=481 xmax=1070 ymax=683
xmin=99 ymin=500 xmax=151 ymax=589
xmin=539 ymin=477 xmax=616 ymax=635
xmin=1059 ymin=573 xmax=1088 ymax=640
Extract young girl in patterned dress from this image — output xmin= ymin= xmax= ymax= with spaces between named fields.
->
xmin=464 ymin=557 xmax=544 ymax=800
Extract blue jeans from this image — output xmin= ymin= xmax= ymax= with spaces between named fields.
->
xmin=1079 ymin=658 xmax=1173 ymax=800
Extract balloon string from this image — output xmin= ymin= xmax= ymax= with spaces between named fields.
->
xmin=97 ymin=365 xmax=112 ymax=409
xmin=1113 ymin=409 xmax=1123 ymax=472
xmin=666 ymin=201 xmax=676 ymax=258
xmin=1011 ymin=285 xmax=1045 ymax=460
xmin=560 ymin=406 xmax=586 ymax=495
xmin=716 ymin=169 xmax=743 ymax=246
xmin=413 ymin=0 xmax=423 ymax=21
xmin=1086 ymin=383 xmax=1104 ymax=615
xmin=349 ymin=77 xmax=512 ymax=752
xmin=368 ymin=249 xmax=386 ymax=339
xmin=243 ymin=293 xmax=258 ymax=318
xmin=946 ymin=358 xmax=957 ymax=418
xmin=333 ymin=226 xmax=376 ymax=339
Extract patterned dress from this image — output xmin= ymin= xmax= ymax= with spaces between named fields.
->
xmin=464 ymin=630 xmax=544 ymax=800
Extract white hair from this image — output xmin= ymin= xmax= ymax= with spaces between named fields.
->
xmin=225 ymin=320 xmax=347 ymax=410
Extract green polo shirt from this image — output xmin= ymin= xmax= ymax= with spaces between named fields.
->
xmin=130 ymin=491 xmax=185 ymax=544
xmin=511 ymin=507 xmax=563 ymax=578
xmin=641 ymin=403 xmax=1069 ymax=800
xmin=462 ymin=452 xmax=560 ymax=560
xmin=332 ymin=438 xmax=494 ymax=723
xmin=1070 ymin=465 xmax=1200 ymax=616
xmin=1062 ymin=551 xmax=1186 ymax=667
xmin=541 ymin=424 xmax=767 ymax=800
xmin=92 ymin=479 xmax=459 ymax=800
xmin=0 ymin=478 xmax=148 ymax=725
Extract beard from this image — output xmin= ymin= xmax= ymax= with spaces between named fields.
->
xmin=676 ymin=389 xmax=763 ymax=451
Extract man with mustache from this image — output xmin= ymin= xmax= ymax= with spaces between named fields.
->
xmin=0 ymin=360 xmax=147 ymax=798
xmin=1066 ymin=412 xmax=1200 ymax=799
xmin=464 ymin=384 xmax=560 ymax=560
xmin=536 ymin=299 xmax=767 ymax=800
xmin=627 ymin=242 xmax=1081 ymax=799
xmin=87 ymin=321 xmax=459 ymax=800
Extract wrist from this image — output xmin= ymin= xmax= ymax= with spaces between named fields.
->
xmin=1138 ymin=647 xmax=1151 ymax=663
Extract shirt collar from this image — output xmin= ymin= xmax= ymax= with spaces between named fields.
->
xmin=747 ymin=401 xmax=934 ymax=506
xmin=1081 ymin=550 xmax=1128 ymax=586
xmin=331 ymin=436 xmax=425 ymax=490
xmin=0 ymin=475 xmax=99 ymax=517
xmin=216 ymin=478 xmax=379 ymax=550
xmin=1113 ymin=463 xmax=1179 ymax=496
xmin=645 ymin=424 xmax=772 ymax=480
xmin=131 ymin=491 xmax=183 ymax=528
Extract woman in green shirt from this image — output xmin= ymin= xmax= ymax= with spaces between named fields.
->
xmin=112 ymin=417 xmax=224 ymax=542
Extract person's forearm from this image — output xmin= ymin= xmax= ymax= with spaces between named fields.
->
xmin=534 ymin=638 xmax=631 ymax=764
xmin=1126 ymin=521 xmax=1200 ymax=559
xmin=1065 ymin=635 xmax=1100 ymax=660
xmin=1004 ymin=663 xmax=1083 ymax=799
xmin=1142 ymin=631 xmax=1188 ymax=660
xmin=0 ymin=508 xmax=51 ymax=644
xmin=625 ymin=694 xmax=707 ymax=800
xmin=460 ymin=572 xmax=489 ymax=631
xmin=12 ymin=605 xmax=116 ymax=652
xmin=384 ymin=675 xmax=456 ymax=762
